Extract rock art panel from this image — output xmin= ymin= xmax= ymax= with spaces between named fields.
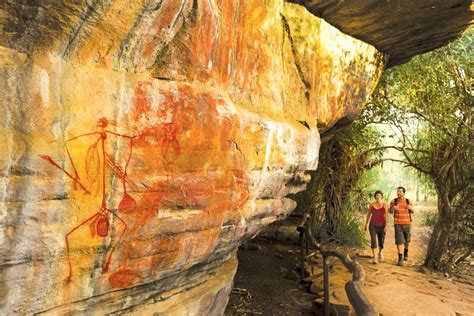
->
xmin=0 ymin=0 xmax=390 ymax=314
xmin=0 ymin=62 xmax=319 ymax=313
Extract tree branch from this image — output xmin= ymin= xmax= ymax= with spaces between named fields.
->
xmin=411 ymin=108 xmax=454 ymax=137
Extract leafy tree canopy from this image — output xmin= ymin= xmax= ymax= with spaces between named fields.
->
xmin=365 ymin=28 xmax=473 ymax=270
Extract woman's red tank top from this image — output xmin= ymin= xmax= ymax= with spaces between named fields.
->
xmin=370 ymin=204 xmax=386 ymax=227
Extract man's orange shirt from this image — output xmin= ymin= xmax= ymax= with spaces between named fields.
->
xmin=390 ymin=198 xmax=412 ymax=225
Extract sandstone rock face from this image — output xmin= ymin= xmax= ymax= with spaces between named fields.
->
xmin=288 ymin=0 xmax=474 ymax=66
xmin=0 ymin=1 xmax=384 ymax=314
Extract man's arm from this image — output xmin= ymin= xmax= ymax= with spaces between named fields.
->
xmin=407 ymin=200 xmax=415 ymax=213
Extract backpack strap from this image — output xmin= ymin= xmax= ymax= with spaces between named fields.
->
xmin=406 ymin=198 xmax=412 ymax=222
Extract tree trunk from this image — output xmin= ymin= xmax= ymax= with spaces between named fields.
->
xmin=424 ymin=188 xmax=455 ymax=269
xmin=416 ymin=174 xmax=420 ymax=202
xmin=425 ymin=206 xmax=450 ymax=268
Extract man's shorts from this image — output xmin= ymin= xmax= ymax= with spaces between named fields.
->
xmin=394 ymin=224 xmax=411 ymax=245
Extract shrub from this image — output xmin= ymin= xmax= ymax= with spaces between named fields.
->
xmin=422 ymin=211 xmax=438 ymax=227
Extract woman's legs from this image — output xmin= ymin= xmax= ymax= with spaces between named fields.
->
xmin=369 ymin=225 xmax=378 ymax=263
xmin=371 ymin=247 xmax=376 ymax=258
xmin=376 ymin=226 xmax=386 ymax=260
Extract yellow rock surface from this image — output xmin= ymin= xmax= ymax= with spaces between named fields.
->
xmin=0 ymin=1 xmax=385 ymax=314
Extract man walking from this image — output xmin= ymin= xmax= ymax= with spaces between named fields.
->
xmin=389 ymin=186 xmax=415 ymax=266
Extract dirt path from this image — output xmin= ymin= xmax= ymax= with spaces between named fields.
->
xmin=225 ymin=206 xmax=474 ymax=315
xmin=365 ymin=225 xmax=473 ymax=315
xmin=328 ymin=215 xmax=474 ymax=315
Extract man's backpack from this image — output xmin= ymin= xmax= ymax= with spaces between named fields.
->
xmin=394 ymin=198 xmax=413 ymax=222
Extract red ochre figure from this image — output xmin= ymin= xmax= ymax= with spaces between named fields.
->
xmin=161 ymin=122 xmax=180 ymax=156
xmin=39 ymin=117 xmax=137 ymax=281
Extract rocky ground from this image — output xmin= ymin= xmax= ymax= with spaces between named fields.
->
xmin=225 ymin=204 xmax=474 ymax=315
xmin=224 ymin=239 xmax=314 ymax=315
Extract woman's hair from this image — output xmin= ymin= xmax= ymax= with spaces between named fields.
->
xmin=374 ymin=190 xmax=383 ymax=198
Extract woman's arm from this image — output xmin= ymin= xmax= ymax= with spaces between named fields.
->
xmin=364 ymin=204 xmax=372 ymax=231
xmin=388 ymin=199 xmax=395 ymax=214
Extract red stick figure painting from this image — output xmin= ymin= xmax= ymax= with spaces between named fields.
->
xmin=160 ymin=122 xmax=180 ymax=156
xmin=40 ymin=117 xmax=137 ymax=281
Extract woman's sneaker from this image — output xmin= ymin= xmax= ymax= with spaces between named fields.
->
xmin=378 ymin=252 xmax=384 ymax=261
xmin=372 ymin=257 xmax=378 ymax=264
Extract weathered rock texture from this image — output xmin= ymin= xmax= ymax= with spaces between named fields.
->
xmin=0 ymin=1 xmax=383 ymax=314
xmin=1 ymin=0 xmax=467 ymax=314
xmin=288 ymin=0 xmax=474 ymax=66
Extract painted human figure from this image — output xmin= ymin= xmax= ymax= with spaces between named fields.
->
xmin=161 ymin=122 xmax=180 ymax=156
xmin=40 ymin=117 xmax=137 ymax=280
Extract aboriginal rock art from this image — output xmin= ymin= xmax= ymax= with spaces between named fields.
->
xmin=40 ymin=117 xmax=136 ymax=280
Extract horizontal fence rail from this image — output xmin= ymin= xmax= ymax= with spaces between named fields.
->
xmin=297 ymin=215 xmax=377 ymax=316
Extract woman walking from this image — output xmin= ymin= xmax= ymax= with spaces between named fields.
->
xmin=364 ymin=190 xmax=388 ymax=264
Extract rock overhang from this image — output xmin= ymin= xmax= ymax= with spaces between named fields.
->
xmin=286 ymin=0 xmax=473 ymax=67
xmin=0 ymin=0 xmax=470 ymax=314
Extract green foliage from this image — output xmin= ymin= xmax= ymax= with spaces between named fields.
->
xmin=367 ymin=28 xmax=473 ymax=270
xmin=304 ymin=29 xmax=473 ymax=263
xmin=304 ymin=119 xmax=384 ymax=248
xmin=419 ymin=172 xmax=436 ymax=201
xmin=312 ymin=200 xmax=369 ymax=248
xmin=350 ymin=171 xmax=380 ymax=214
xmin=422 ymin=211 xmax=438 ymax=227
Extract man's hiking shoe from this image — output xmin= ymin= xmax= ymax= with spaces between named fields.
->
xmin=378 ymin=252 xmax=384 ymax=261
xmin=397 ymin=254 xmax=404 ymax=266
xmin=372 ymin=257 xmax=378 ymax=264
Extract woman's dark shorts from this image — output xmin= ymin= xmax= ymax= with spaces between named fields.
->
xmin=394 ymin=224 xmax=411 ymax=245
xmin=369 ymin=224 xmax=385 ymax=249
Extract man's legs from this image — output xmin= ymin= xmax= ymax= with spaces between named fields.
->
xmin=403 ymin=226 xmax=412 ymax=261
xmin=396 ymin=244 xmax=404 ymax=266
xmin=394 ymin=225 xmax=405 ymax=266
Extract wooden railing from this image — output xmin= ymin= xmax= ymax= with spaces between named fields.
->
xmin=297 ymin=215 xmax=377 ymax=316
